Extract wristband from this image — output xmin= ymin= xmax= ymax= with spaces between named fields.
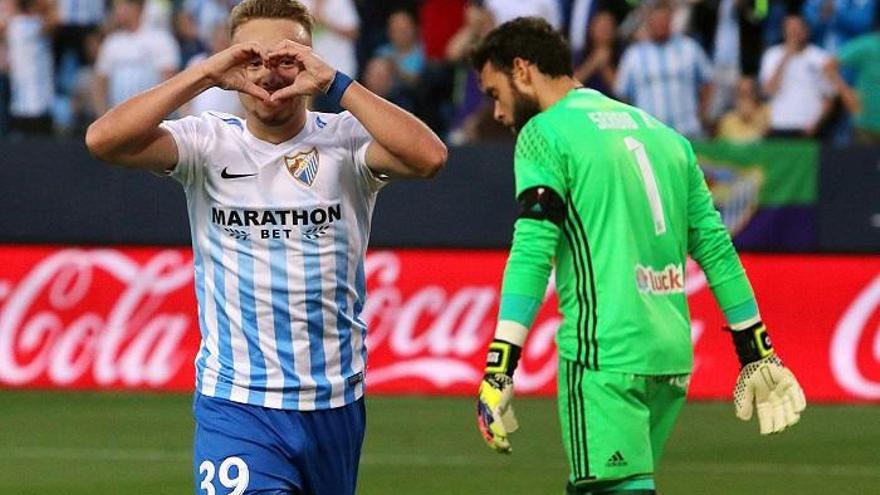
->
xmin=485 ymin=339 xmax=522 ymax=377
xmin=325 ymin=71 xmax=354 ymax=107
xmin=726 ymin=322 xmax=774 ymax=367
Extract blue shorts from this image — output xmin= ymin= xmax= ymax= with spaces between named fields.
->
xmin=193 ymin=393 xmax=366 ymax=495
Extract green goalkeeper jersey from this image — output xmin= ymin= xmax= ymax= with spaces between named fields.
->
xmin=499 ymin=88 xmax=758 ymax=375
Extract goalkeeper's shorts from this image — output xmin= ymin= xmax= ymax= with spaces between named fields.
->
xmin=192 ymin=392 xmax=365 ymax=495
xmin=557 ymin=357 xmax=690 ymax=490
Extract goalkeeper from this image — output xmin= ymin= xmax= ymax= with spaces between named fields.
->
xmin=471 ymin=17 xmax=806 ymax=495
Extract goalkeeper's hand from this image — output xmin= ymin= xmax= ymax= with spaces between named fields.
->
xmin=476 ymin=339 xmax=521 ymax=454
xmin=728 ymin=323 xmax=807 ymax=435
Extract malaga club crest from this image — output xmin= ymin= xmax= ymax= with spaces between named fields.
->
xmin=699 ymin=159 xmax=764 ymax=236
xmin=284 ymin=148 xmax=320 ymax=186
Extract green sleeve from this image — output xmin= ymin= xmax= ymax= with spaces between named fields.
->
xmin=684 ymin=140 xmax=760 ymax=325
xmin=499 ymin=218 xmax=560 ymax=327
xmin=838 ymin=36 xmax=868 ymax=70
xmin=498 ymin=118 xmax=567 ymax=328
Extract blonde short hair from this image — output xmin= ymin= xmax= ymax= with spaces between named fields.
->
xmin=229 ymin=0 xmax=313 ymax=37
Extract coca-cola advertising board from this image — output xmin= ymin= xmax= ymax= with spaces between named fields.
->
xmin=1 ymin=246 xmax=878 ymax=402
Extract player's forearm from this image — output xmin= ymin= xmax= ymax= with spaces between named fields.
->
xmin=689 ymin=207 xmax=761 ymax=327
xmin=86 ymin=66 xmax=212 ymax=161
xmin=496 ymin=218 xmax=558 ymax=345
xmin=340 ymin=82 xmax=446 ymax=177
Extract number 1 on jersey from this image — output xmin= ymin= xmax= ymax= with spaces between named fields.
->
xmin=624 ymin=137 xmax=666 ymax=235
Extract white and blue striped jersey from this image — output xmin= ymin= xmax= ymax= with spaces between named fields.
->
xmin=6 ymin=15 xmax=54 ymax=117
xmin=615 ymin=35 xmax=713 ymax=138
xmin=161 ymin=110 xmax=385 ymax=411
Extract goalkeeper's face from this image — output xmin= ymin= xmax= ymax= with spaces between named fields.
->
xmin=479 ymin=61 xmax=540 ymax=134
xmin=233 ymin=18 xmax=311 ymax=126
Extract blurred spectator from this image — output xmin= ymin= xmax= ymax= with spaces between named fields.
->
xmin=94 ymin=0 xmax=180 ymax=115
xmin=419 ymin=0 xmax=466 ymax=61
xmin=802 ymin=0 xmax=876 ymax=52
xmin=182 ymin=0 xmax=237 ymax=45
xmin=573 ymin=10 xmax=620 ymax=96
xmin=716 ymin=77 xmax=770 ymax=142
xmin=362 ymin=57 xmax=398 ymax=99
xmin=353 ymin=0 xmax=417 ymax=79
xmin=564 ymin=0 xmax=634 ymax=60
xmin=824 ymin=25 xmax=880 ymax=145
xmin=374 ymin=9 xmax=425 ymax=86
xmin=52 ymin=0 xmax=104 ymax=73
xmin=6 ymin=0 xmax=57 ymax=135
xmin=302 ymin=0 xmax=359 ymax=112
xmin=692 ymin=0 xmax=767 ymax=119
xmin=181 ymin=23 xmax=243 ymax=117
xmin=484 ymin=0 xmax=560 ymax=29
xmin=759 ymin=15 xmax=834 ymax=138
xmin=69 ymin=29 xmax=102 ymax=132
xmin=143 ymin=0 xmax=174 ymax=32
xmin=302 ymin=0 xmax=359 ymax=75
xmin=0 ymin=0 xmax=13 ymax=135
xmin=445 ymin=0 xmax=506 ymax=143
xmin=174 ymin=11 xmax=208 ymax=69
xmin=615 ymin=1 xmax=714 ymax=138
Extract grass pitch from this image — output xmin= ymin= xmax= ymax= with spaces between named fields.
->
xmin=0 ymin=391 xmax=877 ymax=494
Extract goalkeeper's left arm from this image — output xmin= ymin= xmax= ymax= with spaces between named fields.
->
xmin=683 ymin=137 xmax=806 ymax=435
xmin=477 ymin=186 xmax=563 ymax=454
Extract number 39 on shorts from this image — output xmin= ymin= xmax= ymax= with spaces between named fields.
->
xmin=199 ymin=456 xmax=250 ymax=495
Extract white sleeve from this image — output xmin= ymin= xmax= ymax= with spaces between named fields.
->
xmin=758 ymin=48 xmax=779 ymax=86
xmin=94 ymin=38 xmax=113 ymax=76
xmin=810 ymin=47 xmax=836 ymax=96
xmin=159 ymin=114 xmax=208 ymax=186
xmin=340 ymin=112 xmax=386 ymax=193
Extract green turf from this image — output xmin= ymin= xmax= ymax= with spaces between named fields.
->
xmin=0 ymin=391 xmax=877 ymax=494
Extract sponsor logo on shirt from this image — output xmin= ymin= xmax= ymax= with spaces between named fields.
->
xmin=635 ymin=264 xmax=685 ymax=295
xmin=211 ymin=204 xmax=341 ymax=240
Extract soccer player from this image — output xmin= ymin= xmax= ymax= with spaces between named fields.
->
xmin=85 ymin=0 xmax=447 ymax=493
xmin=471 ymin=18 xmax=805 ymax=495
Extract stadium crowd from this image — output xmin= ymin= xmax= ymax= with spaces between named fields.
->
xmin=0 ymin=0 xmax=878 ymax=145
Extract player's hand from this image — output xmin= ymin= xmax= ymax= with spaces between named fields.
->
xmin=727 ymin=323 xmax=806 ymax=435
xmin=264 ymin=40 xmax=336 ymax=102
xmin=477 ymin=373 xmax=518 ymax=453
xmin=198 ymin=42 xmax=272 ymax=102
xmin=476 ymin=339 xmax=522 ymax=454
xmin=734 ymin=355 xmax=806 ymax=434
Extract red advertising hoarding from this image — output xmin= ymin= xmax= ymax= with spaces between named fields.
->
xmin=1 ymin=246 xmax=878 ymax=402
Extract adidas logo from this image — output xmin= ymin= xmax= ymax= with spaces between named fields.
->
xmin=606 ymin=451 xmax=628 ymax=467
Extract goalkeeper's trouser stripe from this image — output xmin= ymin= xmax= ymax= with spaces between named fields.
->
xmin=566 ymin=360 xmax=590 ymax=480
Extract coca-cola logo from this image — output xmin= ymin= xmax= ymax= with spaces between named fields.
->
xmin=831 ymin=274 xmax=880 ymax=399
xmin=0 ymin=249 xmax=194 ymax=387
xmin=361 ymin=251 xmax=558 ymax=393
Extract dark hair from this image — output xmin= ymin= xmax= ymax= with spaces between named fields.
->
xmin=230 ymin=0 xmax=313 ymax=37
xmin=389 ymin=8 xmax=419 ymax=26
xmin=469 ymin=16 xmax=573 ymax=78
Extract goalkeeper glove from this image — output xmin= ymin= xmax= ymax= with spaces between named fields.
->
xmin=476 ymin=339 xmax=521 ymax=454
xmin=728 ymin=323 xmax=807 ymax=435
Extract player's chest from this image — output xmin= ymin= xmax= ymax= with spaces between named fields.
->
xmin=202 ymin=143 xmax=356 ymax=207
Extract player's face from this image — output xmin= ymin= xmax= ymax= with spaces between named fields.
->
xmin=479 ymin=61 xmax=541 ymax=134
xmin=232 ymin=18 xmax=311 ymax=126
